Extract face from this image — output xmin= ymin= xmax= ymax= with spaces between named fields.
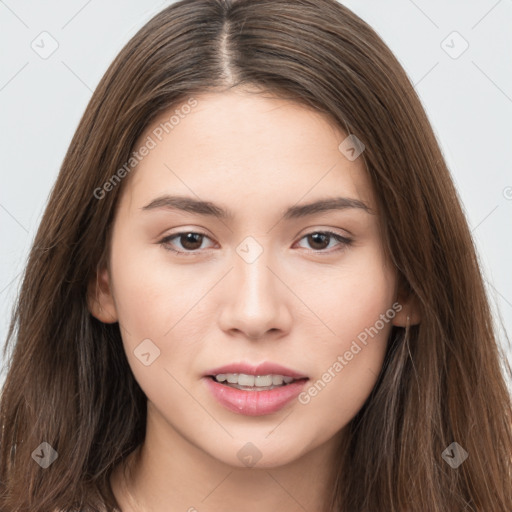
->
xmin=91 ymin=89 xmax=405 ymax=469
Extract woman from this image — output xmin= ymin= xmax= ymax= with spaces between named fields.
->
xmin=1 ymin=0 xmax=511 ymax=510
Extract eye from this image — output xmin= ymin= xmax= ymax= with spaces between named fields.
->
xmin=159 ymin=231 xmax=215 ymax=255
xmin=295 ymin=230 xmax=353 ymax=253
xmin=158 ymin=229 xmax=353 ymax=256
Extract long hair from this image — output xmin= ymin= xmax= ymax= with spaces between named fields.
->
xmin=1 ymin=0 xmax=511 ymax=510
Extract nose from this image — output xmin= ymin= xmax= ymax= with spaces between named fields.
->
xmin=217 ymin=246 xmax=293 ymax=340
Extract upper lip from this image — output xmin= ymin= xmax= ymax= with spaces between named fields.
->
xmin=205 ymin=362 xmax=308 ymax=380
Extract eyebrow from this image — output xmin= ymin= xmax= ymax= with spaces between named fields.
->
xmin=141 ymin=194 xmax=372 ymax=220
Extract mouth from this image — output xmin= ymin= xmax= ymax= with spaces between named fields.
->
xmin=203 ymin=370 xmax=309 ymax=416
xmin=203 ymin=362 xmax=309 ymax=416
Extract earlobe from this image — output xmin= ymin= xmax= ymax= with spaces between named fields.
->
xmin=391 ymin=289 xmax=422 ymax=327
xmin=87 ymin=266 xmax=118 ymax=324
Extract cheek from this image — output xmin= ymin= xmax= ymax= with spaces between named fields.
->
xmin=108 ymin=239 xmax=211 ymax=378
xmin=110 ymin=233 xmax=207 ymax=332
xmin=293 ymin=242 xmax=395 ymax=347
xmin=305 ymin=278 xmax=393 ymax=388
xmin=294 ymin=249 xmax=395 ymax=417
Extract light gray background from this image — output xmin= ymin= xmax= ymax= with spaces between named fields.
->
xmin=1 ymin=0 xmax=511 ymax=391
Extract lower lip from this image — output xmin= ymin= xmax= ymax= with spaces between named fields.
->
xmin=204 ymin=377 xmax=308 ymax=416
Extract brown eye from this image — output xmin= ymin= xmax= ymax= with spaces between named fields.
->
xmin=296 ymin=231 xmax=353 ymax=253
xmin=159 ymin=230 xmax=352 ymax=256
xmin=159 ymin=231 xmax=214 ymax=254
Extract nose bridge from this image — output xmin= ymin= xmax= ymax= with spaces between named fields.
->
xmin=218 ymin=236 xmax=291 ymax=338
xmin=234 ymin=239 xmax=279 ymax=314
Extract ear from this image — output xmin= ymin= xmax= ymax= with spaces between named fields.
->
xmin=391 ymin=286 xmax=422 ymax=327
xmin=87 ymin=265 xmax=118 ymax=324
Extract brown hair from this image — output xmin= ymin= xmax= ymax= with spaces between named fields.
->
xmin=1 ymin=0 xmax=511 ymax=510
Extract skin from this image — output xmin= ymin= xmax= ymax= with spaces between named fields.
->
xmin=89 ymin=88 xmax=420 ymax=511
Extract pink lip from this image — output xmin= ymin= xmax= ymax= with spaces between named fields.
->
xmin=204 ymin=377 xmax=308 ymax=416
xmin=203 ymin=361 xmax=309 ymax=416
xmin=205 ymin=362 xmax=308 ymax=380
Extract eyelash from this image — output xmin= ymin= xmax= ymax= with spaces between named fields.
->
xmin=158 ymin=230 xmax=353 ymax=256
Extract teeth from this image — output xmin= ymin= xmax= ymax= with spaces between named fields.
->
xmin=256 ymin=375 xmax=272 ymax=387
xmin=214 ymin=373 xmax=295 ymax=386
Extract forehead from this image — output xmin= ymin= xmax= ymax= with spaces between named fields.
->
xmin=121 ymin=90 xmax=375 ymax=216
